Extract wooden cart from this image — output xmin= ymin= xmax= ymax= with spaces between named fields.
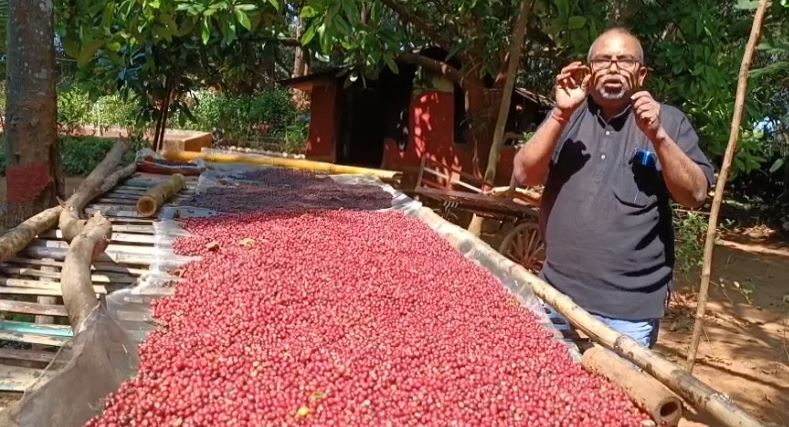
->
xmin=412 ymin=156 xmax=546 ymax=272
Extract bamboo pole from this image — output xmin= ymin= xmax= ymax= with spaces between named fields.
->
xmin=58 ymin=141 xmax=130 ymax=242
xmin=60 ymin=213 xmax=112 ymax=332
xmin=468 ymin=0 xmax=532 ymax=236
xmin=136 ymin=173 xmax=186 ymax=217
xmin=582 ymin=345 xmax=683 ymax=426
xmin=686 ymin=0 xmax=770 ymax=372
xmin=163 ymin=149 xmax=402 ymax=183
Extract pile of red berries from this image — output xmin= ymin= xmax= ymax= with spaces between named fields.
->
xmin=86 ymin=207 xmax=647 ymax=426
xmin=185 ymin=168 xmax=393 ymax=213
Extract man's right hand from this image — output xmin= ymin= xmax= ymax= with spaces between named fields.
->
xmin=554 ymin=61 xmax=591 ymax=119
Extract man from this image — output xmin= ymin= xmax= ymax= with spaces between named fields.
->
xmin=513 ymin=27 xmax=715 ymax=348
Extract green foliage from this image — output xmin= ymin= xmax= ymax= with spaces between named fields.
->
xmin=673 ymin=208 xmax=733 ymax=280
xmin=300 ymin=0 xmax=603 ymax=84
xmin=57 ymin=85 xmax=92 ymax=133
xmin=0 ymin=136 xmax=144 ymax=177
xmin=172 ymin=89 xmax=297 ymax=141
xmin=56 ymin=0 xmax=292 ymax=129
xmin=54 ymin=84 xmax=142 ymax=132
xmin=59 ymin=136 xmax=144 ymax=176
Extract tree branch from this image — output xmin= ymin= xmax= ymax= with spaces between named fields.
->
xmin=380 ymin=0 xmax=454 ymax=54
xmin=397 ymin=53 xmax=465 ymax=86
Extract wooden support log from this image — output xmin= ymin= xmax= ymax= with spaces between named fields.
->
xmin=0 ymin=206 xmax=62 ymax=263
xmin=163 ymin=149 xmax=402 ymax=183
xmin=135 ymin=173 xmax=186 ymax=217
xmin=99 ymin=162 xmax=138 ymax=195
xmin=581 ymin=345 xmax=683 ymax=426
xmin=58 ymin=141 xmax=130 ymax=242
xmin=60 ymin=213 xmax=112 ymax=332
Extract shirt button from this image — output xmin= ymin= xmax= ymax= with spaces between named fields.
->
xmin=601 ymin=154 xmax=606 ymax=160
xmin=605 ymin=130 xmax=611 ymax=135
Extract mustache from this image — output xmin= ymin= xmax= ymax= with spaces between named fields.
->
xmin=591 ymin=69 xmax=636 ymax=89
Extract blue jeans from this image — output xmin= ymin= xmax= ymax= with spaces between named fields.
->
xmin=544 ymin=305 xmax=660 ymax=348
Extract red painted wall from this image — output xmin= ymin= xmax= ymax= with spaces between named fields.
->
xmin=305 ymin=84 xmax=338 ymax=163
xmin=381 ymin=89 xmax=515 ymax=188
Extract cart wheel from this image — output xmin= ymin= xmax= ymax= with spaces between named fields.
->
xmin=498 ymin=222 xmax=545 ymax=272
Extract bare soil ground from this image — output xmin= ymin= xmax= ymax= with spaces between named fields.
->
xmin=662 ymin=230 xmax=789 ymax=427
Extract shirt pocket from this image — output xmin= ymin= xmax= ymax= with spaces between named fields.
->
xmin=612 ymin=159 xmax=662 ymax=209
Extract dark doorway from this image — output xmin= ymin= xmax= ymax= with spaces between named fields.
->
xmin=337 ymin=86 xmax=385 ymax=168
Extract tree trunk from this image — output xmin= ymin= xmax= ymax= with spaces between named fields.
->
xmin=292 ymin=17 xmax=305 ymax=78
xmin=468 ymin=0 xmax=532 ymax=236
xmin=4 ymin=0 xmax=63 ymax=230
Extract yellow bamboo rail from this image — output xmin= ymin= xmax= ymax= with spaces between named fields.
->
xmin=163 ymin=149 xmax=402 ymax=183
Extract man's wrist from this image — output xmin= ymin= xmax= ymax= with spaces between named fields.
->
xmin=650 ymin=127 xmax=671 ymax=146
xmin=551 ymin=108 xmax=572 ymax=125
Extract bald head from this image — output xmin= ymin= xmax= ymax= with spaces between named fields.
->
xmin=587 ymin=27 xmax=644 ymax=64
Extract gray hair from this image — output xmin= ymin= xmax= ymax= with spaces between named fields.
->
xmin=586 ymin=27 xmax=645 ymax=63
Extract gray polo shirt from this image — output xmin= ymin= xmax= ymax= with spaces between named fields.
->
xmin=537 ymin=98 xmax=715 ymax=320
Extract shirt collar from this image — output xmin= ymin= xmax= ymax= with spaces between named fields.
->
xmin=586 ymin=97 xmax=631 ymax=131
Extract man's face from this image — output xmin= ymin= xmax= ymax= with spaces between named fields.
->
xmin=588 ymin=33 xmax=647 ymax=104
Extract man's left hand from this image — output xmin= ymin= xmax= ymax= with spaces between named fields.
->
xmin=631 ymin=91 xmax=664 ymax=142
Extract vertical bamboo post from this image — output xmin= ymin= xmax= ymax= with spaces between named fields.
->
xmin=685 ymin=0 xmax=771 ymax=372
xmin=468 ymin=0 xmax=532 ymax=236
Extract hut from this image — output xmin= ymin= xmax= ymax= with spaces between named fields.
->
xmin=279 ymin=49 xmax=553 ymax=188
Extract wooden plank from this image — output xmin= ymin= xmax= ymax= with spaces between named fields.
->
xmin=109 ymin=216 xmax=156 ymax=223
xmin=0 ymin=278 xmax=108 ymax=294
xmin=0 ymin=365 xmax=53 ymax=392
xmin=6 ymin=257 xmax=149 ymax=276
xmin=93 ymin=197 xmax=138 ymax=205
xmin=0 ymin=331 xmax=68 ymax=347
xmin=106 ymin=224 xmax=155 ymax=234
xmin=38 ymin=229 xmax=156 ymax=245
xmin=1 ymin=267 xmax=137 ymax=284
xmin=0 ymin=347 xmax=56 ymax=364
xmin=0 ymin=300 xmax=67 ymax=317
xmin=0 ymin=321 xmax=71 ymax=337
xmin=25 ymin=240 xmax=160 ymax=256
xmin=0 ymin=286 xmax=63 ymax=297
xmin=23 ymin=246 xmax=155 ymax=266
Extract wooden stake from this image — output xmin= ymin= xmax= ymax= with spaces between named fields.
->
xmin=136 ymin=173 xmax=186 ymax=217
xmin=58 ymin=141 xmax=130 ymax=242
xmin=60 ymin=213 xmax=112 ymax=332
xmin=685 ymin=0 xmax=771 ymax=372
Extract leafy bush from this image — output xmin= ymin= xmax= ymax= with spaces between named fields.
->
xmin=672 ymin=207 xmax=733 ymax=283
xmin=0 ymin=136 xmax=143 ymax=177
xmin=174 ymin=89 xmax=297 ymax=142
xmin=57 ymin=85 xmax=92 ymax=133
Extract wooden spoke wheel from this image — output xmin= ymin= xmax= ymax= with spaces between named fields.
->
xmin=498 ymin=222 xmax=545 ymax=272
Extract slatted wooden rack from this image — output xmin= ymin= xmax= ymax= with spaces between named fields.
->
xmin=0 ymin=172 xmax=197 ymax=393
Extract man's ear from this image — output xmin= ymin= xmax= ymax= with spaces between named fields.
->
xmin=636 ymin=66 xmax=649 ymax=87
